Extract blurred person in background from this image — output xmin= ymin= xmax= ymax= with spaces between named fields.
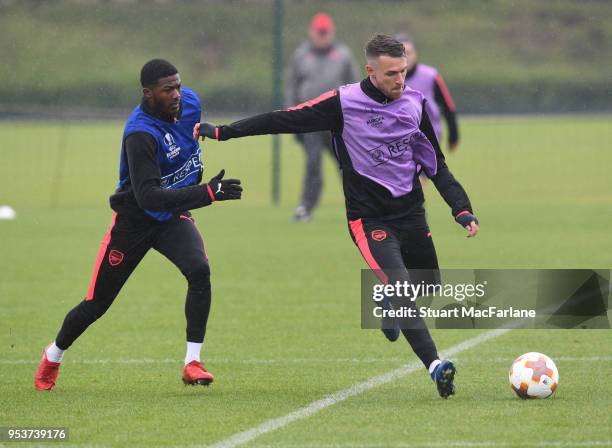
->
xmin=396 ymin=33 xmax=459 ymax=152
xmin=285 ymin=12 xmax=361 ymax=222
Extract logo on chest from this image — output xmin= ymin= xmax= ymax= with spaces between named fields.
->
xmin=163 ymin=132 xmax=181 ymax=159
xmin=365 ymin=108 xmax=385 ymax=129
xmin=367 ymin=134 xmax=412 ymax=166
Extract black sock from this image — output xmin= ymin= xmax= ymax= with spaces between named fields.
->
xmin=401 ymin=328 xmax=439 ymax=369
xmin=185 ymin=284 xmax=211 ymax=343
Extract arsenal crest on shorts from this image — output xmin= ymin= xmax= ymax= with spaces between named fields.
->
xmin=371 ymin=230 xmax=387 ymax=241
xmin=108 ymin=249 xmax=125 ymax=266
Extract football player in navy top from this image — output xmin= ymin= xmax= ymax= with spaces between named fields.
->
xmin=35 ymin=59 xmax=243 ymax=390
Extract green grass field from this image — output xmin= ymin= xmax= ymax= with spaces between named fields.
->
xmin=1 ymin=116 xmax=611 ymax=447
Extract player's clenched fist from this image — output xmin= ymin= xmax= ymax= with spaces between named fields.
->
xmin=193 ymin=122 xmax=218 ymax=140
xmin=455 ymin=211 xmax=479 ymax=238
xmin=205 ymin=169 xmax=242 ymax=201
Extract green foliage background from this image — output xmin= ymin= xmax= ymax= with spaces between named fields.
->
xmin=2 ymin=0 xmax=611 ymax=113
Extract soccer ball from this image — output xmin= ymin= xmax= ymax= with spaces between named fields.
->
xmin=509 ymin=352 xmax=559 ymax=399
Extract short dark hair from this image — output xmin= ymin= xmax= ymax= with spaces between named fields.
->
xmin=140 ymin=59 xmax=178 ymax=87
xmin=365 ymin=34 xmax=406 ymax=61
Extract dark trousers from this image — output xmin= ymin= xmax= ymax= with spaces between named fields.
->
xmin=299 ymin=131 xmax=335 ymax=212
xmin=55 ymin=211 xmax=211 ymax=350
xmin=348 ymin=212 xmax=440 ymax=368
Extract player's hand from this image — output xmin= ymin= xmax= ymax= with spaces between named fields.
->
xmin=455 ymin=211 xmax=479 ymax=238
xmin=206 ymin=169 xmax=242 ymax=201
xmin=193 ymin=122 xmax=218 ymax=140
xmin=449 ymin=141 xmax=459 ymax=152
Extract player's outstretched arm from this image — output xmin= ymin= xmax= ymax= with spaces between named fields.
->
xmin=193 ymin=90 xmax=342 ymax=141
xmin=419 ymin=106 xmax=479 ymax=238
xmin=110 ymin=133 xmax=242 ymax=214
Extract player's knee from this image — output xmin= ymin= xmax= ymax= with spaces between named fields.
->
xmin=77 ymin=299 xmax=113 ymax=322
xmin=185 ymin=261 xmax=211 ymax=291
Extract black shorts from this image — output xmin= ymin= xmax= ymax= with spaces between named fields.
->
xmin=86 ymin=211 xmax=207 ymax=303
xmin=348 ymin=212 xmax=439 ymax=285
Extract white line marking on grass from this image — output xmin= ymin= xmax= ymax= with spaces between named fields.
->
xmin=206 ymin=329 xmax=510 ymax=448
xmin=10 ymin=442 xmax=608 ymax=448
xmin=0 ymin=358 xmax=181 ymax=365
xmin=246 ymin=442 xmax=612 ymax=448
xmin=3 ymin=355 xmax=611 ymax=365
xmin=1 ymin=357 xmax=408 ymax=365
xmin=458 ymin=355 xmax=612 ymax=363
